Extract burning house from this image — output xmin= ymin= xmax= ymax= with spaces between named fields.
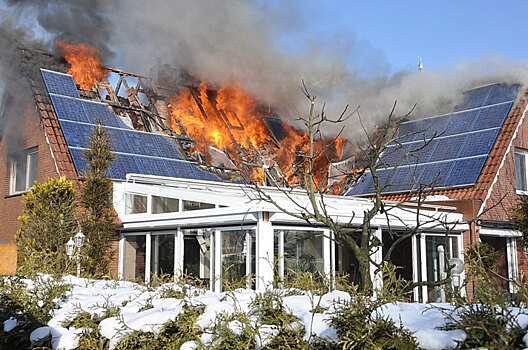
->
xmin=0 ymin=41 xmax=527 ymax=303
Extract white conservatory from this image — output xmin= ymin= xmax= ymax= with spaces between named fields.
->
xmin=113 ymin=174 xmax=466 ymax=302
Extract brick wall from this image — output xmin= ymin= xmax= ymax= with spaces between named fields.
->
xmin=480 ymin=103 xmax=528 ymax=278
xmin=0 ymin=105 xmax=60 ymax=243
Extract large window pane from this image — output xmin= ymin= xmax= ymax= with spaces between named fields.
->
xmin=183 ymin=229 xmax=211 ymax=285
xmin=152 ymin=196 xmax=179 ymax=214
xmin=14 ymin=154 xmax=27 ymax=192
xmin=222 ymin=230 xmax=255 ymax=286
xmin=515 ymin=151 xmax=527 ymax=191
xmin=275 ymin=230 xmax=324 ymax=280
xmin=10 ymin=147 xmax=38 ymax=194
xmin=425 ymin=236 xmax=458 ymax=302
xmin=123 ymin=235 xmax=146 ymax=281
xmin=150 ymin=234 xmax=175 ymax=277
xmin=125 ymin=193 xmax=147 ymax=214
xmin=28 ymin=151 xmax=38 ymax=187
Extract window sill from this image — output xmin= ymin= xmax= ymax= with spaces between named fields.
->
xmin=5 ymin=190 xmax=29 ymax=198
xmin=516 ymin=190 xmax=528 ymax=196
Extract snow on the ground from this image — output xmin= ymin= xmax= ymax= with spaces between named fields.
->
xmin=2 ymin=275 xmax=526 ymax=349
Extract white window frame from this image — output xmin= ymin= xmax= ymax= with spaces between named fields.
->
xmin=515 ymin=147 xmax=528 ymax=194
xmin=413 ymin=232 xmax=464 ymax=303
xmin=9 ymin=147 xmax=38 ymax=195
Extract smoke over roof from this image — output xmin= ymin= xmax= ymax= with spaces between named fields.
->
xmin=1 ymin=0 xmax=528 ymax=142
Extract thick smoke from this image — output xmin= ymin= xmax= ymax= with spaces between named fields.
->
xmin=103 ymin=0 xmax=528 ymax=137
xmin=0 ymin=6 xmax=47 ymax=150
xmin=1 ymin=0 xmax=528 ymax=143
xmin=4 ymin=0 xmax=114 ymax=59
xmin=0 ymin=0 xmax=113 ymax=149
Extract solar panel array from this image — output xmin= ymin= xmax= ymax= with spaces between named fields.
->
xmin=41 ymin=69 xmax=224 ymax=182
xmin=348 ymin=83 xmax=520 ymax=196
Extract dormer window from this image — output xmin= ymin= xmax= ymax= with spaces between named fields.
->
xmin=9 ymin=147 xmax=38 ymax=195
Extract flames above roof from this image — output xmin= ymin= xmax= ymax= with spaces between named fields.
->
xmin=53 ymin=42 xmax=350 ymax=191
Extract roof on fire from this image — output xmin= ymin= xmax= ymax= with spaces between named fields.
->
xmin=347 ymin=82 xmax=528 ymax=202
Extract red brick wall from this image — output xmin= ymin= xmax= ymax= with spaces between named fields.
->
xmin=480 ymin=110 xmax=528 ymax=222
xmin=108 ymin=238 xmax=120 ymax=278
xmin=0 ymin=106 xmax=60 ymax=243
xmin=480 ymin=105 xmax=528 ymax=278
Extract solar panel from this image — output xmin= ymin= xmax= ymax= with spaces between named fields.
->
xmin=164 ymin=160 xmax=201 ymax=179
xmin=108 ymin=154 xmax=140 ymax=180
xmin=69 ymin=148 xmax=88 ymax=174
xmin=152 ymin=134 xmax=183 ymax=160
xmin=348 ymin=83 xmax=519 ymax=196
xmin=41 ymin=69 xmax=80 ymax=98
xmin=58 ymin=121 xmax=94 ymax=148
xmin=472 ymin=103 xmax=512 ymax=131
xmin=445 ymin=156 xmax=487 ymax=186
xmin=82 ymin=100 xmax=122 ymax=128
xmin=458 ymin=129 xmax=500 ymax=158
xmin=42 ymin=69 xmax=234 ymax=183
xmin=134 ymin=156 xmax=170 ymax=177
xmin=429 ymin=134 xmax=466 ymax=162
xmin=106 ymin=129 xmax=133 ymax=154
xmin=486 ymin=84 xmax=520 ymax=105
xmin=50 ymin=95 xmax=90 ymax=123
xmin=191 ymin=164 xmax=223 ymax=182
xmin=443 ymin=109 xmax=479 ymax=137
xmin=124 ymin=130 xmax=159 ymax=156
xmin=453 ymin=85 xmax=492 ymax=111
xmin=264 ymin=117 xmax=286 ymax=141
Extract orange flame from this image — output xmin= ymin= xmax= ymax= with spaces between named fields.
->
xmin=169 ymin=83 xmax=345 ymax=187
xmin=56 ymin=41 xmax=108 ymax=90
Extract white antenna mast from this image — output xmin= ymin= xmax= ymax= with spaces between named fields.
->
xmin=418 ymin=56 xmax=423 ymax=72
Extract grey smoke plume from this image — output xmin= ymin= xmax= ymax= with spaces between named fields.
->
xmin=4 ymin=0 xmax=114 ymax=59
xmin=1 ymin=0 xmax=528 ymax=143
xmin=0 ymin=0 xmax=113 ymax=148
xmin=103 ymin=0 xmax=528 ymax=138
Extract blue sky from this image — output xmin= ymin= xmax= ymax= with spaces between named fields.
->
xmin=290 ymin=1 xmax=528 ymax=73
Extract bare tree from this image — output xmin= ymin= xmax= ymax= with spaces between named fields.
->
xmin=247 ymin=83 xmax=459 ymax=294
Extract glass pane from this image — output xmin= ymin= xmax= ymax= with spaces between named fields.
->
xmin=152 ymin=196 xmax=179 ymax=214
xmin=183 ymin=229 xmax=211 ymax=284
xmin=14 ymin=154 xmax=27 ymax=192
xmin=183 ymin=200 xmax=215 ymax=211
xmin=221 ymin=230 xmax=255 ymax=285
xmin=125 ymin=193 xmax=147 ymax=214
xmin=515 ymin=152 xmax=527 ymax=190
xmin=426 ymin=236 xmax=449 ymax=302
xmin=28 ymin=150 xmax=38 ymax=188
xmin=150 ymin=234 xmax=175 ymax=277
xmin=123 ymin=235 xmax=146 ymax=281
xmin=281 ymin=230 xmax=324 ymax=279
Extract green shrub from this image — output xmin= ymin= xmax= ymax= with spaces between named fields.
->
xmin=15 ymin=176 xmax=77 ymax=275
xmin=114 ymin=302 xmax=204 ymax=349
xmin=208 ymin=311 xmax=256 ymax=350
xmin=0 ymin=275 xmax=70 ymax=349
xmin=262 ymin=327 xmax=308 ymax=350
xmin=79 ymin=122 xmax=117 ymax=277
xmin=439 ymin=242 xmax=528 ymax=349
xmin=325 ymin=293 xmax=419 ymax=350
xmin=249 ymin=290 xmax=298 ymax=327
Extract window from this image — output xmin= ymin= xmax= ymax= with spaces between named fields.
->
xmin=274 ymin=230 xmax=324 ymax=281
xmin=125 ymin=193 xmax=147 ymax=214
xmin=183 ymin=200 xmax=215 ymax=211
xmin=515 ymin=148 xmax=528 ymax=192
xmin=9 ymin=147 xmax=38 ymax=194
xmin=152 ymin=196 xmax=179 ymax=214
